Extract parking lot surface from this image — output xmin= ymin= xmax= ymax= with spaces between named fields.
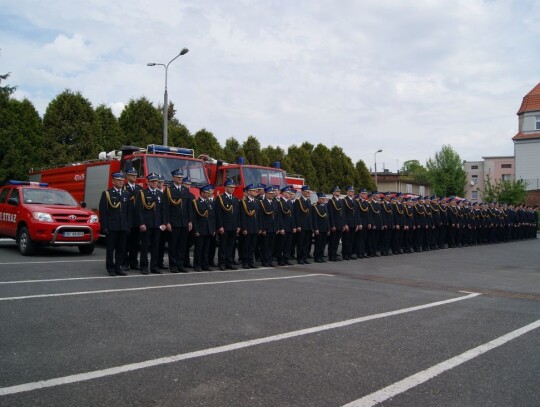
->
xmin=0 ymin=238 xmax=539 ymax=406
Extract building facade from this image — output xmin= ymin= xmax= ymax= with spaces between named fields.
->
xmin=513 ymin=83 xmax=540 ymax=191
xmin=463 ymin=157 xmax=515 ymax=202
xmin=375 ymin=171 xmax=431 ymax=196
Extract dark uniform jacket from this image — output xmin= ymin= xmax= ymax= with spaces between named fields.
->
xmin=278 ymin=197 xmax=296 ymax=232
xmin=215 ymin=193 xmax=240 ymax=231
xmin=342 ymin=196 xmax=358 ymax=228
xmin=192 ymin=198 xmax=215 ymax=235
xmin=294 ymin=197 xmax=313 ymax=230
xmin=328 ymin=197 xmax=344 ymax=229
xmin=165 ymin=185 xmax=193 ymax=228
xmin=99 ymin=188 xmax=131 ymax=232
xmin=259 ymin=198 xmax=281 ymax=233
xmin=312 ymin=202 xmax=331 ymax=233
xmin=135 ymin=188 xmax=167 ymax=228
xmin=124 ymin=183 xmax=143 ymax=228
xmin=240 ymin=197 xmax=261 ymax=233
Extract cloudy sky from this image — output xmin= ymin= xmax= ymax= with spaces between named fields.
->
xmin=2 ymin=0 xmax=539 ymax=172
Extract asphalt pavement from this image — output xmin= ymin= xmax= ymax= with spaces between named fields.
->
xmin=0 ymin=237 xmax=539 ymax=406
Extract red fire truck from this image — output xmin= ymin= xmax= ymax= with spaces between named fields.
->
xmin=0 ymin=180 xmax=100 ymax=255
xmin=29 ymin=145 xmax=209 ymax=213
xmin=201 ymin=156 xmax=303 ymax=198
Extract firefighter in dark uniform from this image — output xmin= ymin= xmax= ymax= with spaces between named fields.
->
xmin=294 ymin=185 xmax=313 ymax=264
xmin=136 ymin=172 xmax=167 ymax=274
xmin=165 ymin=169 xmax=193 ymax=273
xmin=182 ymin=177 xmax=196 ymax=268
xmin=99 ymin=172 xmax=131 ymax=276
xmin=341 ymin=186 xmax=358 ymax=260
xmin=121 ymin=168 xmax=142 ymax=271
xmin=275 ymin=186 xmax=296 ymax=265
xmin=380 ymin=192 xmax=395 ymax=256
xmin=215 ymin=178 xmax=240 ymax=270
xmin=259 ymin=186 xmax=282 ymax=267
xmin=368 ymin=192 xmax=383 ymax=256
xmin=327 ymin=186 xmax=343 ymax=262
xmin=312 ymin=192 xmax=331 ymax=262
xmin=192 ymin=184 xmax=216 ymax=271
xmin=239 ymin=184 xmax=261 ymax=269
xmin=355 ymin=188 xmax=372 ymax=259
xmin=392 ymin=193 xmax=405 ymax=254
xmin=157 ymin=173 xmax=169 ymax=269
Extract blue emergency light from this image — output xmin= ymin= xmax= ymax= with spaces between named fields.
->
xmin=8 ymin=180 xmax=49 ymax=187
xmin=147 ymin=144 xmax=194 ymax=157
xmin=237 ymin=157 xmax=245 ymax=165
xmin=273 ymin=161 xmax=281 ymax=168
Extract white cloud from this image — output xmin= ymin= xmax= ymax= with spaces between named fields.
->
xmin=3 ymin=0 xmax=539 ymax=173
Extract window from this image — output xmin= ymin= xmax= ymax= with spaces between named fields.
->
xmin=501 ymin=164 xmax=512 ymax=169
xmin=536 ymin=115 xmax=540 ymax=130
xmin=406 ymin=184 xmax=412 ymax=193
xmin=471 ymin=175 xmax=478 ymax=184
xmin=419 ymin=186 xmax=425 ymax=196
xmin=471 ymin=165 xmax=478 ymax=170
xmin=471 ymin=191 xmax=478 ymax=200
xmin=0 ymin=188 xmax=9 ymax=204
xmin=502 ymin=174 xmax=511 ymax=181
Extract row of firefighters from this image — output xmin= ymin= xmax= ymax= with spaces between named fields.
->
xmin=98 ymin=170 xmax=538 ymax=276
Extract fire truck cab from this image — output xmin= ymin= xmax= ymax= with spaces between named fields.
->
xmin=29 ymin=145 xmax=209 ymax=213
xmin=202 ymin=156 xmax=289 ymax=198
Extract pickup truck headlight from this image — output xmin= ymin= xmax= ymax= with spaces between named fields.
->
xmin=33 ymin=212 xmax=54 ymax=222
xmin=89 ymin=214 xmax=99 ymax=223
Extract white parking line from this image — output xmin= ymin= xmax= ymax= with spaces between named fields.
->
xmin=0 ymin=292 xmax=480 ymax=396
xmin=0 ymin=273 xmax=332 ymax=301
xmin=342 ymin=318 xmax=540 ymax=407
xmin=0 ymin=265 xmax=288 ymax=285
xmin=0 ymin=259 xmax=103 ymax=266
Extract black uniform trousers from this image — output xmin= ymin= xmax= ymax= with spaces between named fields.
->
xmin=169 ymin=226 xmax=188 ymax=271
xmin=140 ymin=228 xmax=161 ymax=272
xmin=218 ymin=230 xmax=237 ymax=268
xmin=106 ymin=230 xmax=127 ymax=273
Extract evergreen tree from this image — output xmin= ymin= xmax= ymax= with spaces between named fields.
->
xmin=95 ymin=104 xmax=125 ymax=152
xmin=287 ymin=145 xmax=317 ymax=187
xmin=118 ymin=97 xmax=162 ymax=147
xmin=311 ymin=144 xmax=333 ymax=192
xmin=355 ymin=159 xmax=376 ymax=191
xmin=242 ymin=136 xmax=267 ymax=165
xmin=261 ymin=145 xmax=291 ymax=171
xmin=222 ymin=137 xmax=244 ymax=164
xmin=0 ymin=94 xmax=44 ymax=184
xmin=193 ymin=128 xmax=223 ymax=159
xmin=42 ymin=90 xmax=99 ymax=165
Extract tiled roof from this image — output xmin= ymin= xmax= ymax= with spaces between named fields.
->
xmin=512 ymin=131 xmax=540 ymax=141
xmin=517 ymin=83 xmax=540 ymax=114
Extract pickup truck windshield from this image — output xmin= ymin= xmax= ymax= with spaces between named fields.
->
xmin=23 ymin=189 xmax=78 ymax=206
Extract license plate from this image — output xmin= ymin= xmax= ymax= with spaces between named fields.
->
xmin=63 ymin=231 xmax=84 ymax=238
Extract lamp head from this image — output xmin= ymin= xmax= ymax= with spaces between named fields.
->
xmin=147 ymin=63 xmax=156 ymax=66
xmin=180 ymin=48 xmax=189 ymax=55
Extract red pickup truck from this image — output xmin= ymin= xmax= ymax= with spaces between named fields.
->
xmin=0 ymin=181 xmax=100 ymax=255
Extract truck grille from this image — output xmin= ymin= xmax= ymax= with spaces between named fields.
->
xmin=53 ymin=214 xmax=90 ymax=223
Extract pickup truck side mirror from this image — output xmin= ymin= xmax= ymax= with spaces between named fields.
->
xmin=8 ymin=197 xmax=19 ymax=206
xmin=80 ymin=202 xmax=87 ymax=208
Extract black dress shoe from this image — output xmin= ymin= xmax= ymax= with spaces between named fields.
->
xmin=170 ymin=269 xmax=179 ymax=273
xmin=219 ymin=265 xmax=226 ymax=271
xmin=208 ymin=262 xmax=217 ymax=267
xmin=194 ymin=267 xmax=201 ymax=272
xmin=350 ymin=254 xmax=357 ymax=259
xmin=202 ymin=267 xmax=212 ymax=271
xmin=107 ymin=271 xmax=116 ymax=276
xmin=232 ymin=260 xmax=240 ymax=265
xmin=183 ymin=263 xmax=194 ymax=268
xmin=297 ymin=260 xmax=304 ymax=265
xmin=278 ymin=262 xmax=285 ymax=266
xmin=267 ymin=262 xmax=275 ymax=267
xmin=178 ymin=267 xmax=187 ymax=273
xmin=158 ymin=264 xmax=167 ymax=270
xmin=120 ymin=265 xmax=130 ymax=272
xmin=226 ymin=265 xmax=238 ymax=270
xmin=284 ymin=261 xmax=293 ymax=265
xmin=151 ymin=270 xmax=162 ymax=274
xmin=117 ymin=270 xmax=127 ymax=276
xmin=249 ymin=264 xmax=258 ymax=269
xmin=141 ymin=269 xmax=149 ymax=275
xmin=130 ymin=264 xmax=140 ymax=270
xmin=242 ymin=264 xmax=250 ymax=269
xmin=303 ymin=259 xmax=311 ymax=264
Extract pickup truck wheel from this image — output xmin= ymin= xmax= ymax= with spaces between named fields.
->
xmin=78 ymin=243 xmax=95 ymax=255
xmin=18 ymin=226 xmax=36 ymax=256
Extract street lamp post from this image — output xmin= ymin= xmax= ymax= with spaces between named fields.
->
xmin=147 ymin=48 xmax=189 ymax=146
xmin=374 ymin=149 xmax=382 ymax=189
